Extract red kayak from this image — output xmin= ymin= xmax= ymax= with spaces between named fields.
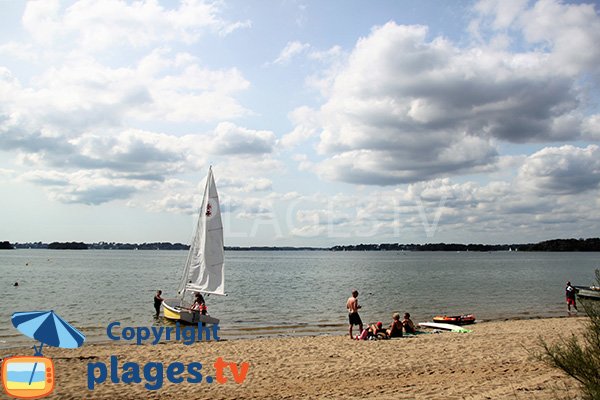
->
xmin=432 ymin=314 xmax=476 ymax=325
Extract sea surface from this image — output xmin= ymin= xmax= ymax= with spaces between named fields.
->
xmin=1 ymin=250 xmax=598 ymax=348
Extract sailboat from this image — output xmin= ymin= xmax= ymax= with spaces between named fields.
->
xmin=162 ymin=167 xmax=224 ymax=325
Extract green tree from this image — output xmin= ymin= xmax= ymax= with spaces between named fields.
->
xmin=540 ymin=269 xmax=600 ymax=399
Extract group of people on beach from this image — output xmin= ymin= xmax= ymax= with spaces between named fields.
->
xmin=346 ymin=289 xmax=415 ymax=340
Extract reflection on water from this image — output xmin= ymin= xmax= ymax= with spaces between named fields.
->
xmin=1 ymin=249 xmax=598 ymax=347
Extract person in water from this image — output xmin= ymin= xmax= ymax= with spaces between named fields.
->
xmin=565 ymin=281 xmax=578 ymax=313
xmin=191 ymin=292 xmax=207 ymax=315
xmin=154 ymin=290 xmax=163 ymax=317
xmin=402 ymin=312 xmax=416 ymax=334
xmin=386 ymin=313 xmax=403 ymax=338
xmin=346 ymin=290 xmax=363 ymax=339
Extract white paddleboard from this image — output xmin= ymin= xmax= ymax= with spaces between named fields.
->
xmin=418 ymin=322 xmax=465 ymax=332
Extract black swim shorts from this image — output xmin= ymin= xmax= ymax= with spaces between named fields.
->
xmin=348 ymin=312 xmax=362 ymax=325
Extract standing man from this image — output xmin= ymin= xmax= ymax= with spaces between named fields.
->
xmin=566 ymin=281 xmax=577 ymax=313
xmin=346 ymin=289 xmax=363 ymax=339
xmin=154 ymin=290 xmax=164 ymax=317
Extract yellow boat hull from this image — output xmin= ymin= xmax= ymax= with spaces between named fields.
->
xmin=162 ymin=298 xmax=219 ymax=325
xmin=162 ymin=303 xmax=181 ymax=320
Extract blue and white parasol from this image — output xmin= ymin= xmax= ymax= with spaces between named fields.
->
xmin=11 ymin=310 xmax=85 ymax=355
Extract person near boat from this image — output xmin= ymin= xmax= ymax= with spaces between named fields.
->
xmin=346 ymin=290 xmax=363 ymax=339
xmin=402 ymin=312 xmax=416 ymax=334
xmin=386 ymin=313 xmax=403 ymax=338
xmin=153 ymin=290 xmax=163 ymax=317
xmin=566 ymin=281 xmax=577 ymax=313
xmin=191 ymin=292 xmax=207 ymax=315
xmin=161 ymin=167 xmax=223 ymax=326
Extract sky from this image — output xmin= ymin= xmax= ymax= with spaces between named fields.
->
xmin=1 ymin=0 xmax=600 ymax=247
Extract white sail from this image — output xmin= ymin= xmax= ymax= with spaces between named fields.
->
xmin=178 ymin=167 xmax=225 ymax=298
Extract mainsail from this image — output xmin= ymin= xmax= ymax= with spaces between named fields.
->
xmin=178 ymin=167 xmax=225 ymax=300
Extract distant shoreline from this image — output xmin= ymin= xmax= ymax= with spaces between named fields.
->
xmin=3 ymin=237 xmax=600 ymax=251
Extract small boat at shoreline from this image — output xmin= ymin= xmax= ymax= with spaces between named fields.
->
xmin=432 ymin=314 xmax=476 ymax=325
xmin=162 ymin=167 xmax=224 ymax=325
xmin=575 ymin=286 xmax=600 ymax=300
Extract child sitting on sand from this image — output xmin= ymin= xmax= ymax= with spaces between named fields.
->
xmin=355 ymin=321 xmax=387 ymax=340
xmin=368 ymin=321 xmax=388 ymax=338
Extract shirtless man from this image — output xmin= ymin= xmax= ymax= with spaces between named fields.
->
xmin=346 ymin=290 xmax=363 ymax=339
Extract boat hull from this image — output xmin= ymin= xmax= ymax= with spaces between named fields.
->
xmin=432 ymin=314 xmax=476 ymax=325
xmin=162 ymin=298 xmax=220 ymax=325
xmin=575 ymin=286 xmax=600 ymax=300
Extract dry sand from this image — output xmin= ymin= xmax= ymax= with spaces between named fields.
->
xmin=1 ymin=317 xmax=587 ymax=399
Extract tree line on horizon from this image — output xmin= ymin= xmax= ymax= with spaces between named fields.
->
xmin=2 ymin=237 xmax=600 ymax=251
xmin=330 ymin=238 xmax=600 ymax=252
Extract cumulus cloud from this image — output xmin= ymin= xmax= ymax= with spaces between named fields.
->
xmin=146 ymin=192 xmax=197 ymax=214
xmin=0 ymin=49 xmax=250 ymax=133
xmin=284 ymin=169 xmax=600 ymax=242
xmin=0 ymin=2 xmax=263 ymax=208
xmin=519 ymin=0 xmax=600 ymax=76
xmin=288 ymin=2 xmax=600 ymax=186
xmin=582 ymin=114 xmax=600 ymax=140
xmin=218 ymin=176 xmax=273 ymax=192
xmin=224 ymin=196 xmax=273 ymax=219
xmin=1 ymin=116 xmax=282 ymax=205
xmin=67 ymin=129 xmax=190 ymax=175
xmin=281 ymin=106 xmax=320 ymax=147
xmin=22 ymin=0 xmax=249 ymax=50
xmin=518 ymin=145 xmax=600 ymax=194
xmin=20 ymin=169 xmax=153 ymax=205
xmin=208 ymin=122 xmax=276 ymax=155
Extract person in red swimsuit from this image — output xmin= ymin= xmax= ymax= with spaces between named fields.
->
xmin=566 ymin=281 xmax=577 ymax=313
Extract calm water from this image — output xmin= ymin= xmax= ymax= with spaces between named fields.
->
xmin=1 ymin=250 xmax=598 ymax=347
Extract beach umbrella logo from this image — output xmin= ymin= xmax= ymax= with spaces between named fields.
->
xmin=1 ymin=310 xmax=85 ymax=399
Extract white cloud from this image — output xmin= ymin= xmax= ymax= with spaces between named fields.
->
xmin=291 ymin=154 xmax=314 ymax=172
xmin=273 ymin=41 xmax=310 ymax=65
xmin=519 ymin=0 xmax=600 ymax=75
xmin=292 ymin=13 xmax=600 ymax=186
xmin=20 ymin=169 xmax=156 ymax=205
xmin=582 ymin=114 xmax=600 ymax=140
xmin=517 ymin=145 xmax=600 ymax=194
xmin=0 ymin=42 xmax=39 ymax=62
xmin=281 ymin=106 xmax=320 ymax=147
xmin=0 ymin=50 xmax=251 ymax=156
xmin=305 ymin=45 xmax=347 ymax=97
xmin=218 ymin=177 xmax=273 ymax=192
xmin=22 ymin=0 xmax=249 ymax=51
xmin=146 ymin=192 xmax=197 ymax=214
xmin=207 ymin=122 xmax=276 ymax=155
xmin=225 ymin=196 xmax=273 ymax=219
xmin=474 ymin=0 xmax=529 ymax=30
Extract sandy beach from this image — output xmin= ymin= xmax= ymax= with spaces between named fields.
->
xmin=1 ymin=317 xmax=587 ymax=399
